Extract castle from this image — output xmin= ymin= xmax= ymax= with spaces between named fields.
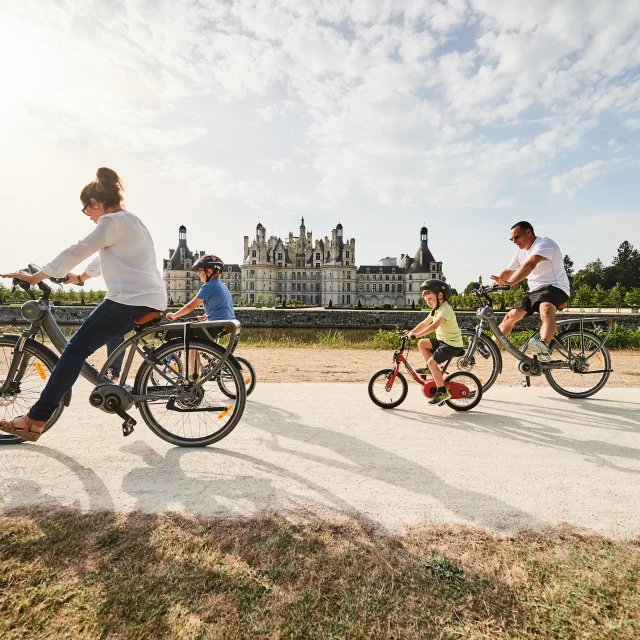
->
xmin=163 ymin=222 xmax=443 ymax=307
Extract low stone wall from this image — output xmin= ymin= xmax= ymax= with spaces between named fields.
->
xmin=1 ymin=305 xmax=639 ymax=331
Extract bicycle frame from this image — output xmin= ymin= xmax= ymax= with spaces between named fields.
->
xmin=468 ymin=289 xmax=613 ymax=377
xmin=1 ymin=292 xmax=241 ymax=404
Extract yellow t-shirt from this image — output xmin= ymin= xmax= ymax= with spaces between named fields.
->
xmin=429 ymin=302 xmax=463 ymax=347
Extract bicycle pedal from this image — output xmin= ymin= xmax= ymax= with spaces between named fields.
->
xmin=122 ymin=418 xmax=136 ymax=437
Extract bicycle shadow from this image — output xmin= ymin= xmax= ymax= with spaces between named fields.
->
xmin=0 ymin=444 xmax=115 ymax=511
xmin=393 ymin=396 xmax=640 ymax=475
xmin=119 ymin=400 xmax=543 ymax=532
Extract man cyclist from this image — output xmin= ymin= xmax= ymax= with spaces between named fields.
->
xmin=491 ymin=221 xmax=570 ymax=362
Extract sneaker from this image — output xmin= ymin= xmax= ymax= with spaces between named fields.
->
xmin=428 ymin=387 xmax=451 ymax=405
xmin=415 ymin=367 xmax=429 ymax=376
xmin=528 ymin=337 xmax=551 ymax=362
xmin=106 ymin=368 xmax=120 ymax=383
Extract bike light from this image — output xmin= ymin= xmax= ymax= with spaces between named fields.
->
xmin=245 ymin=377 xmax=251 ymax=385
xmin=35 ymin=362 xmax=46 ymax=380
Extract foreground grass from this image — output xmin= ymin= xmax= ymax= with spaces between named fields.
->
xmin=1 ymin=510 xmax=639 ymax=639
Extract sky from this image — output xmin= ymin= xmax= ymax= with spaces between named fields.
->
xmin=1 ymin=0 xmax=639 ymax=293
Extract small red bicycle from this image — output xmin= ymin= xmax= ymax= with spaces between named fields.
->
xmin=368 ymin=331 xmax=483 ymax=411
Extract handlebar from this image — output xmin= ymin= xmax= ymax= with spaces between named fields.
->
xmin=472 ymin=284 xmax=511 ymax=297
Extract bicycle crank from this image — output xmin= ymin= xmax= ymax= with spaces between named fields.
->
xmin=89 ymin=383 xmax=137 ymax=436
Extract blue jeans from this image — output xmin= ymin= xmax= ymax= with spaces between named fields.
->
xmin=106 ymin=331 xmax=132 ymax=377
xmin=28 ymin=299 xmax=158 ymax=422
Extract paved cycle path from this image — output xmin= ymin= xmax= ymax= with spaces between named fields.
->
xmin=1 ymin=380 xmax=639 ymax=537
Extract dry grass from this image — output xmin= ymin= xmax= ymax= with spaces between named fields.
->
xmin=1 ymin=509 xmax=639 ymax=639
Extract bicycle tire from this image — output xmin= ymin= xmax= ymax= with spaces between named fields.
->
xmin=444 ymin=371 xmax=483 ymax=412
xmin=368 ymin=369 xmax=408 ymax=409
xmin=544 ymin=330 xmax=611 ymax=399
xmin=134 ymin=339 xmax=246 ymax=447
xmin=456 ymin=330 xmax=501 ymax=391
xmin=0 ymin=337 xmax=65 ymax=444
xmin=218 ymin=356 xmax=256 ymax=398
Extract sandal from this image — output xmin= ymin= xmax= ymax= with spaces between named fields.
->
xmin=0 ymin=415 xmax=46 ymax=442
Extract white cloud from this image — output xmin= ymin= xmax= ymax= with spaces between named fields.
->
xmin=550 ymin=159 xmax=627 ymax=198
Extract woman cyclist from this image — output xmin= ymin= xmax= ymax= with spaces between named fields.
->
xmin=0 ymin=167 xmax=167 ymax=441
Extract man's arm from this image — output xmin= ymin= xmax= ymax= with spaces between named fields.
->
xmin=506 ymin=255 xmax=547 ymax=287
xmin=491 ymin=269 xmax=515 ymax=286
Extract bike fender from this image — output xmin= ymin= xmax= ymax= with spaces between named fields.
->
xmin=0 ymin=334 xmax=72 ymax=407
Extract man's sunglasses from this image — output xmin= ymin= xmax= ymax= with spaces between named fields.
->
xmin=510 ymin=233 xmax=521 ymax=242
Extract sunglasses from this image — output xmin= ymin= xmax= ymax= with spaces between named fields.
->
xmin=510 ymin=233 xmax=521 ymax=242
xmin=81 ymin=203 xmax=91 ymax=214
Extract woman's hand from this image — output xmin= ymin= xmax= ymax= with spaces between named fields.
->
xmin=166 ymin=312 xmax=177 ymax=321
xmin=1 ymin=271 xmax=41 ymax=286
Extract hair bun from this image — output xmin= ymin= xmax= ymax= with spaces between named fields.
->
xmin=96 ymin=167 xmax=119 ymax=185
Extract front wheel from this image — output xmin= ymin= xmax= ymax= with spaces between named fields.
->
xmin=218 ymin=356 xmax=256 ymax=398
xmin=444 ymin=371 xmax=483 ymax=411
xmin=0 ymin=337 xmax=65 ymax=444
xmin=544 ymin=330 xmax=611 ymax=399
xmin=134 ymin=339 xmax=246 ymax=447
xmin=368 ymin=369 xmax=408 ymax=408
xmin=455 ymin=330 xmax=501 ymax=392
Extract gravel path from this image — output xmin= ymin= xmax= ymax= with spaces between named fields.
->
xmin=2 ymin=380 xmax=639 ymax=537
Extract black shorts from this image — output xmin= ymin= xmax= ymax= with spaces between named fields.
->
xmin=515 ymin=285 xmax=569 ymax=317
xmin=428 ymin=338 xmax=465 ymax=364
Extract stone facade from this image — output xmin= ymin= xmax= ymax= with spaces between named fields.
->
xmin=163 ymin=222 xmax=442 ymax=307
xmin=162 ymin=225 xmax=242 ymax=304
xmin=241 ymin=218 xmax=356 ymax=306
xmin=356 ymin=227 xmax=443 ymax=307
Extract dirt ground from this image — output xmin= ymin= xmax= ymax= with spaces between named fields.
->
xmin=86 ymin=345 xmax=638 ymax=387
xmin=231 ymin=347 xmax=640 ymax=387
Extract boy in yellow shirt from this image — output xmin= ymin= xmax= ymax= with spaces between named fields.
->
xmin=409 ymin=279 xmax=464 ymax=405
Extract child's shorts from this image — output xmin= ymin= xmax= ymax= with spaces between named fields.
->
xmin=428 ymin=338 xmax=465 ymax=364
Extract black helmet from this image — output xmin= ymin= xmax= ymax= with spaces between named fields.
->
xmin=193 ymin=254 xmax=224 ymax=272
xmin=420 ymin=278 xmax=451 ymax=301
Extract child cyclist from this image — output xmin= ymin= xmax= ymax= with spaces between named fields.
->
xmin=166 ymin=254 xmax=235 ymax=375
xmin=408 ymin=279 xmax=465 ymax=406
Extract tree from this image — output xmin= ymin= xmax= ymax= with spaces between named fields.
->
xmin=573 ymin=284 xmax=593 ymax=310
xmin=609 ymin=283 xmax=627 ymax=311
xmin=267 ymin=294 xmax=273 ymax=306
xmin=607 ymin=241 xmax=640 ymax=289
xmin=328 ymin=299 xmax=333 ymax=308
xmin=464 ymin=281 xmax=480 ymax=295
xmin=411 ymin=299 xmax=416 ymax=309
xmin=573 ymin=259 xmax=605 ymax=289
xmin=625 ymin=288 xmax=640 ymax=307
xmin=593 ymin=284 xmax=608 ymax=310
xmin=564 ymin=255 xmax=574 ymax=286
xmin=357 ymin=299 xmax=363 ymax=309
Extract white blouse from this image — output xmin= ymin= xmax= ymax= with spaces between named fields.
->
xmin=41 ymin=210 xmax=167 ymax=311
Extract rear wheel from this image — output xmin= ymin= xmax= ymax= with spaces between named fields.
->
xmin=368 ymin=369 xmax=408 ymax=409
xmin=135 ymin=339 xmax=246 ymax=447
xmin=444 ymin=371 xmax=483 ymax=411
xmin=0 ymin=337 xmax=64 ymax=444
xmin=454 ymin=330 xmax=501 ymax=391
xmin=544 ymin=330 xmax=611 ymax=399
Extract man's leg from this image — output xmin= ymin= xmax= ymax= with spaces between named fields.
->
xmin=495 ymin=308 xmax=527 ymax=345
xmin=106 ymin=332 xmax=128 ymax=380
xmin=538 ymin=302 xmax=557 ymax=344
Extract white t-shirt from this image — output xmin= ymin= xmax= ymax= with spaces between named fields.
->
xmin=41 ymin=210 xmax=167 ymax=311
xmin=507 ymin=236 xmax=570 ymax=296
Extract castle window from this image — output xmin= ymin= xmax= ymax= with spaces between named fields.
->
xmin=398 ymin=284 xmax=402 ymax=292
xmin=385 ymin=284 xmax=389 ymax=292
xmin=346 ymin=251 xmax=350 ymax=258
xmin=385 ymin=275 xmax=389 ymax=281
xmin=278 ymin=252 xmax=283 ymax=260
xmin=316 ymin=252 xmax=320 ymax=260
xmin=252 ymin=250 xmax=256 ymax=257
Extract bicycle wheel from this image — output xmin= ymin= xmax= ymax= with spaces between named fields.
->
xmin=150 ymin=352 xmax=183 ymax=386
xmin=454 ymin=330 xmax=501 ymax=391
xmin=0 ymin=337 xmax=64 ymax=444
xmin=444 ymin=371 xmax=483 ymax=412
xmin=135 ymin=339 xmax=246 ymax=447
xmin=544 ymin=330 xmax=611 ymax=399
xmin=218 ymin=356 xmax=256 ymax=397
xmin=368 ymin=369 xmax=408 ymax=408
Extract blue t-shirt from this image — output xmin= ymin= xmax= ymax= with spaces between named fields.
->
xmin=196 ymin=279 xmax=235 ymax=320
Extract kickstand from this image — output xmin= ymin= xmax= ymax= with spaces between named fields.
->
xmin=520 ymin=376 xmax=531 ymax=388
